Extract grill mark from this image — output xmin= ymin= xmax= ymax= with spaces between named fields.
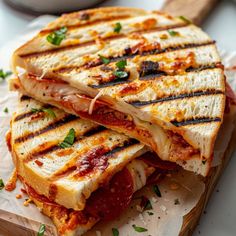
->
xmin=52 ymin=138 xmax=140 ymax=180
xmin=20 ymin=95 xmax=31 ymax=101
xmin=171 ymin=117 xmax=221 ymax=127
xmin=23 ymin=126 xmax=110 ymax=163
xmin=89 ymin=59 xmax=218 ymax=89
xmin=140 ymin=62 xmax=220 ymax=80
xmin=40 ymin=15 xmax=132 ymax=34
xmin=25 ymin=145 xmax=61 ymax=162
xmin=14 ymin=111 xmax=35 ymax=122
xmin=106 ymin=138 xmax=139 ymax=155
xmin=14 ymin=104 xmax=54 ymax=122
xmin=129 ymin=90 xmax=223 ymax=107
xmin=89 ymin=79 xmax=130 ymax=89
xmin=83 ymin=126 xmax=107 ymax=137
xmin=14 ymin=114 xmax=78 ymax=143
xmin=20 ymin=23 xmax=186 ymax=58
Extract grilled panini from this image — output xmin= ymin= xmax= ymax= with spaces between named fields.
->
xmin=8 ymin=95 xmax=176 ymax=236
xmin=11 ymin=7 xmax=226 ymax=176
xmin=9 ymin=95 xmax=151 ymax=210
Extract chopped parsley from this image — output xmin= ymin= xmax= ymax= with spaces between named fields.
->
xmin=113 ymin=70 xmax=128 ymax=79
xmin=167 ymin=29 xmax=179 ymax=37
xmin=112 ymin=228 xmax=119 ymax=236
xmin=46 ymin=27 xmax=68 ymax=46
xmin=3 ymin=107 xmax=8 ymax=113
xmin=59 ymin=128 xmax=76 ymax=149
xmin=37 ymin=224 xmax=46 ymax=236
xmin=31 ymin=107 xmax=56 ymax=118
xmin=114 ymin=22 xmax=122 ymax=33
xmin=132 ymin=224 xmax=148 ymax=233
xmin=179 ymin=16 xmax=192 ymax=24
xmin=113 ymin=59 xmax=128 ymax=79
xmin=153 ymin=185 xmax=162 ymax=197
xmin=99 ymin=54 xmax=110 ymax=64
xmin=0 ymin=69 xmax=12 ymax=80
xmin=174 ymin=198 xmax=180 ymax=205
xmin=116 ymin=60 xmax=127 ymax=70
xmin=0 ymin=179 xmax=4 ymax=190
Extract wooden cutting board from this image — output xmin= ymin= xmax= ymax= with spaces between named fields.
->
xmin=162 ymin=0 xmax=219 ymax=25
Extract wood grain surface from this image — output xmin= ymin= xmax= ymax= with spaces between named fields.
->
xmin=162 ymin=0 xmax=219 ymax=25
xmin=179 ymin=122 xmax=236 ymax=236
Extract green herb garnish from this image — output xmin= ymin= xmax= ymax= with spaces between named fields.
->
xmin=31 ymin=108 xmax=56 ymax=118
xmin=114 ymin=22 xmax=122 ymax=33
xmin=0 ymin=69 xmax=12 ymax=80
xmin=179 ymin=16 xmax=192 ymax=24
xmin=59 ymin=128 xmax=76 ymax=149
xmin=46 ymin=27 xmax=68 ymax=46
xmin=167 ymin=29 xmax=179 ymax=37
xmin=113 ymin=70 xmax=128 ymax=79
xmin=0 ymin=179 xmax=4 ymax=190
xmin=99 ymin=54 xmax=110 ymax=64
xmin=116 ymin=60 xmax=127 ymax=70
xmin=153 ymin=185 xmax=162 ymax=197
xmin=3 ymin=107 xmax=8 ymax=113
xmin=37 ymin=224 xmax=45 ymax=236
xmin=112 ymin=228 xmax=119 ymax=236
xmin=132 ymin=224 xmax=148 ymax=233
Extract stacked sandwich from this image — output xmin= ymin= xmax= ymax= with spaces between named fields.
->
xmin=6 ymin=7 xmax=236 ymax=236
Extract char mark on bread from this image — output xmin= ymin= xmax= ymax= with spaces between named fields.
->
xmin=14 ymin=114 xmax=78 ymax=143
xmin=171 ymin=117 xmax=221 ymax=127
xmin=129 ymin=90 xmax=223 ymax=107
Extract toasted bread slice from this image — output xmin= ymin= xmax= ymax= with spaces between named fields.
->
xmin=11 ymin=7 xmax=225 ymax=176
xmin=9 ymin=95 xmax=151 ymax=210
xmin=19 ymin=158 xmax=154 ymax=236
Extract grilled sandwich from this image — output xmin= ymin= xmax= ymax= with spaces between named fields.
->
xmin=10 ymin=7 xmax=226 ymax=176
xmin=8 ymin=95 xmax=177 ymax=236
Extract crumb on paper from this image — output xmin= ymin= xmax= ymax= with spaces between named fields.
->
xmin=23 ymin=198 xmax=32 ymax=207
xmin=16 ymin=194 xmax=22 ymax=199
xmin=169 ymin=182 xmax=180 ymax=190
xmin=160 ymin=205 xmax=166 ymax=212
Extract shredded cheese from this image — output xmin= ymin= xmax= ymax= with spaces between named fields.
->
xmin=38 ymin=70 xmax=47 ymax=80
xmin=88 ymin=90 xmax=104 ymax=115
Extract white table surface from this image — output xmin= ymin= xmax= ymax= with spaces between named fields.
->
xmin=0 ymin=0 xmax=236 ymax=235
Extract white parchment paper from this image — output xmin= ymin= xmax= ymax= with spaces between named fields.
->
xmin=0 ymin=16 xmax=236 ymax=236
